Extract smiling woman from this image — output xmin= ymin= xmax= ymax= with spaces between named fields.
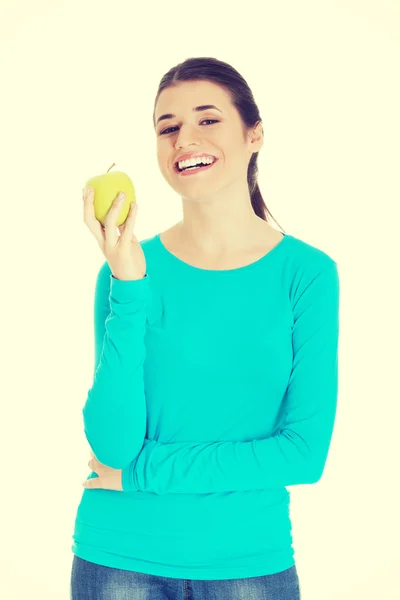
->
xmin=71 ymin=56 xmax=339 ymax=600
xmin=150 ymin=62 xmax=288 ymax=259
xmin=152 ymin=63 xmax=285 ymax=239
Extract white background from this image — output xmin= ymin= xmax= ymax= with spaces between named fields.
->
xmin=1 ymin=0 xmax=399 ymax=598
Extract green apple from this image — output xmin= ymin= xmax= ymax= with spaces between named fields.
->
xmin=84 ymin=163 xmax=136 ymax=227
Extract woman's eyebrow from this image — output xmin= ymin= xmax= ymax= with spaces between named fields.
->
xmin=156 ymin=105 xmax=222 ymax=126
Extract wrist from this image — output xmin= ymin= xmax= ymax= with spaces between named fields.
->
xmin=112 ymin=273 xmax=145 ymax=281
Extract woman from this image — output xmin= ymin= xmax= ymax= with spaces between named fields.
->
xmin=71 ymin=56 xmax=340 ymax=599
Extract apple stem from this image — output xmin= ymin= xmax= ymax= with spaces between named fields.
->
xmin=106 ymin=163 xmax=116 ymax=173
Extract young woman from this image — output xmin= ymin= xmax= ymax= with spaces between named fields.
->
xmin=71 ymin=56 xmax=340 ymax=600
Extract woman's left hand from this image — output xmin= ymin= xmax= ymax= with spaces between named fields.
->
xmin=82 ymin=451 xmax=123 ymax=491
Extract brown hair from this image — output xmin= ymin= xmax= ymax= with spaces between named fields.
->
xmin=152 ymin=56 xmax=285 ymax=232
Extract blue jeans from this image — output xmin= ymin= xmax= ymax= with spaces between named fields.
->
xmin=70 ymin=555 xmax=301 ymax=599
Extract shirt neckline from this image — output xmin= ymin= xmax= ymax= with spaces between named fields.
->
xmin=155 ymin=231 xmax=291 ymax=274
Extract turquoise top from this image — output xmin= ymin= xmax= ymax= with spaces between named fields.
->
xmin=72 ymin=231 xmax=340 ymax=580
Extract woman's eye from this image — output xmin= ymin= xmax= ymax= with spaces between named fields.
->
xmin=160 ymin=119 xmax=219 ymax=136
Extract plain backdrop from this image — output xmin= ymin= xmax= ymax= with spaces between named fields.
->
xmin=1 ymin=0 xmax=399 ymax=598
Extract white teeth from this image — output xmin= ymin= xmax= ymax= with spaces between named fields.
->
xmin=177 ymin=156 xmax=215 ymax=170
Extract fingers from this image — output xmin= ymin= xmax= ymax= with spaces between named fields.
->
xmin=83 ymin=477 xmax=100 ymax=489
xmin=103 ymin=193 xmax=126 ymax=247
xmin=83 ymin=187 xmax=105 ymax=246
xmin=120 ymin=201 xmax=138 ymax=243
xmin=83 ymin=187 xmax=134 ymax=249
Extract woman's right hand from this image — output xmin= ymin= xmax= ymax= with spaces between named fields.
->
xmin=83 ymin=187 xmax=146 ymax=281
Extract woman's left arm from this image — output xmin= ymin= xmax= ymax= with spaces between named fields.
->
xmin=85 ymin=261 xmax=340 ymax=495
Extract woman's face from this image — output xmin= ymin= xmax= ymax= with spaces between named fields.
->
xmin=154 ymin=80 xmax=254 ymax=201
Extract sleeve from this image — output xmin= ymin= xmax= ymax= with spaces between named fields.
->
xmin=121 ymin=261 xmax=340 ymax=494
xmin=82 ymin=260 xmax=152 ymax=470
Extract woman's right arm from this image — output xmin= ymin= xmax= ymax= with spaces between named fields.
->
xmin=81 ymin=259 xmax=152 ymax=470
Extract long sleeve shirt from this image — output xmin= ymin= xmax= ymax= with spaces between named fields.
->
xmin=71 ymin=230 xmax=340 ymax=580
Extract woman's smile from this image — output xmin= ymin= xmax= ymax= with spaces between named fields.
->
xmin=174 ymin=158 xmax=219 ymax=177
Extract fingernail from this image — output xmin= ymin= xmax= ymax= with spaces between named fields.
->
xmin=120 ymin=193 xmax=125 ymax=201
